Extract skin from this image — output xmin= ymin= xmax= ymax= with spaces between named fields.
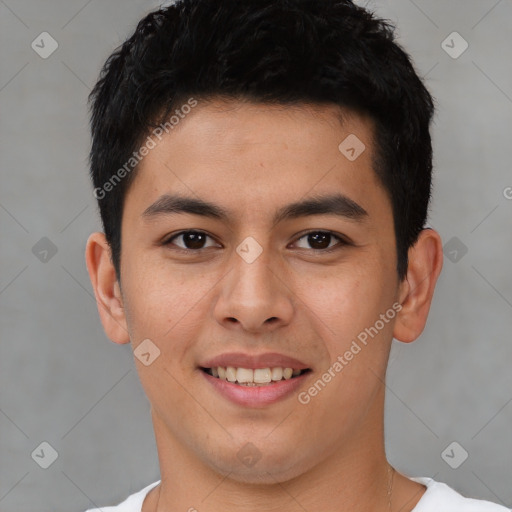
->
xmin=86 ymin=100 xmax=443 ymax=512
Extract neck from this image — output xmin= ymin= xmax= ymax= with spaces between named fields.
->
xmin=143 ymin=387 xmax=425 ymax=512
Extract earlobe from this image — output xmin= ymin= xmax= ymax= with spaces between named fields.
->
xmin=85 ymin=232 xmax=130 ymax=344
xmin=393 ymin=228 xmax=443 ymax=343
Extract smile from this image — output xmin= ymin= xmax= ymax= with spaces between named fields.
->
xmin=202 ymin=366 xmax=310 ymax=386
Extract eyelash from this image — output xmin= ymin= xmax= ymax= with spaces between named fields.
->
xmin=162 ymin=230 xmax=350 ymax=253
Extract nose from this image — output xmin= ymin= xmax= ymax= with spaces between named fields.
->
xmin=213 ymin=246 xmax=294 ymax=334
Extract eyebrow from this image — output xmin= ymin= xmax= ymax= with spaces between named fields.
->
xmin=142 ymin=193 xmax=368 ymax=224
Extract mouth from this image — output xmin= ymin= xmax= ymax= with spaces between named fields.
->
xmin=199 ymin=352 xmax=312 ymax=406
xmin=201 ymin=366 xmax=311 ymax=386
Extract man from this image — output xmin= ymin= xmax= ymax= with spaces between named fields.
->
xmin=84 ymin=0 xmax=508 ymax=510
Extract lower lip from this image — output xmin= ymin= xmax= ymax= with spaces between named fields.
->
xmin=201 ymin=370 xmax=309 ymax=407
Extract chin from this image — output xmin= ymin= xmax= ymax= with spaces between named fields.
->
xmin=204 ymin=445 xmax=311 ymax=485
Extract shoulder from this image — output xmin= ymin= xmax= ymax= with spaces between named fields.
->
xmin=84 ymin=481 xmax=160 ymax=512
xmin=411 ymin=477 xmax=510 ymax=512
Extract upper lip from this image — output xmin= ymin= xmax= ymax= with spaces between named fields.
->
xmin=200 ymin=352 xmax=310 ymax=370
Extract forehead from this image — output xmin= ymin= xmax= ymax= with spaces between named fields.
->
xmin=124 ymin=99 xmax=389 ymax=223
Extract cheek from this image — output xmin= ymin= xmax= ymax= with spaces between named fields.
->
xmin=297 ymin=263 xmax=395 ymax=355
xmin=121 ymin=262 xmax=182 ymax=336
xmin=121 ymin=256 xmax=222 ymax=344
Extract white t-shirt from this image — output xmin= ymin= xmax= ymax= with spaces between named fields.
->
xmin=85 ymin=477 xmax=510 ymax=511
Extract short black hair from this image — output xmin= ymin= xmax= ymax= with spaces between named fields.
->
xmin=88 ymin=0 xmax=435 ymax=280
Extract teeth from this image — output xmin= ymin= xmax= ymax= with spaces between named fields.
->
xmin=254 ymin=368 xmax=272 ymax=384
xmin=236 ymin=368 xmax=253 ymax=383
xmin=271 ymin=367 xmax=283 ymax=381
xmin=225 ymin=366 xmax=237 ymax=382
xmin=208 ymin=366 xmax=304 ymax=385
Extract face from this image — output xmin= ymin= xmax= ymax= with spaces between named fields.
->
xmin=112 ymin=101 xmax=404 ymax=482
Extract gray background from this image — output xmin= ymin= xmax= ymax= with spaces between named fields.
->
xmin=1 ymin=1 xmax=511 ymax=511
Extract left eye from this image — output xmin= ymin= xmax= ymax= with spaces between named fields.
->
xmin=293 ymin=231 xmax=345 ymax=251
xmin=165 ymin=231 xmax=219 ymax=250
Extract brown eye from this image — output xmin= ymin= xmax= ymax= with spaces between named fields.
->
xmin=165 ymin=231 xmax=219 ymax=250
xmin=294 ymin=231 xmax=346 ymax=251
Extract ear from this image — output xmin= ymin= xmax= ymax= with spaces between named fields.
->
xmin=85 ymin=232 xmax=130 ymax=344
xmin=393 ymin=228 xmax=443 ymax=343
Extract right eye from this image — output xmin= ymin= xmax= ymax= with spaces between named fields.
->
xmin=163 ymin=230 xmax=221 ymax=251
